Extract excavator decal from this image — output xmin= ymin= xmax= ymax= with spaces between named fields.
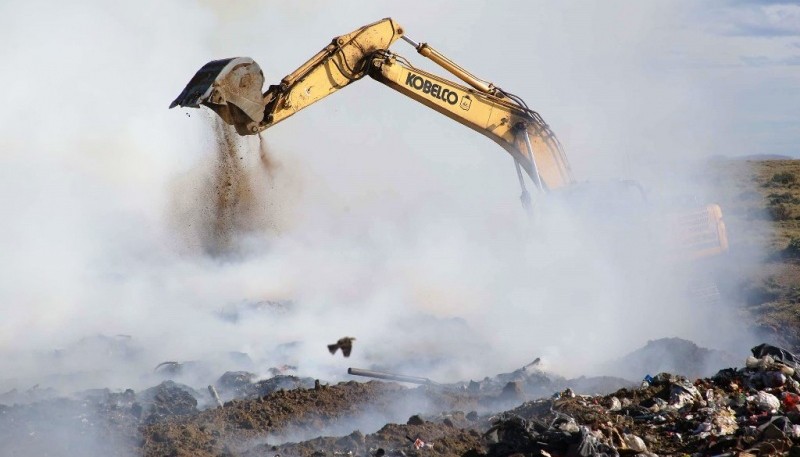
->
xmin=460 ymin=95 xmax=472 ymax=111
xmin=405 ymin=72 xmax=459 ymax=105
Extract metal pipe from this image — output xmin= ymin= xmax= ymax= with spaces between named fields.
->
xmin=347 ymin=367 xmax=439 ymax=386
xmin=521 ymin=129 xmax=545 ymax=192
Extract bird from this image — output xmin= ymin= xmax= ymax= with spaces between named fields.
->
xmin=328 ymin=337 xmax=356 ymax=357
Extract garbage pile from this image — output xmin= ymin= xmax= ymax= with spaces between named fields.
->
xmin=486 ymin=343 xmax=800 ymax=456
xmin=213 ymin=370 xmax=315 ymax=401
xmin=600 ymin=337 xmax=741 ymax=381
xmin=5 ymin=342 xmax=800 ymax=457
xmin=461 ymin=358 xmax=634 ymax=403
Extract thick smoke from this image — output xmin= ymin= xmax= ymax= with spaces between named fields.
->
xmin=0 ymin=0 xmax=767 ymax=401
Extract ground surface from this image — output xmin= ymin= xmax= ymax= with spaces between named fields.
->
xmin=708 ymin=160 xmax=800 ymax=350
xmin=2 ymin=159 xmax=800 ymax=457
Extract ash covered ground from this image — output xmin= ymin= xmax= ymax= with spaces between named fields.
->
xmin=4 ymin=337 xmax=800 ymax=456
xmin=1 ymin=133 xmax=797 ymax=456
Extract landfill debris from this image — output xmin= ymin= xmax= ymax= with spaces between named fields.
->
xmin=215 ymin=370 xmax=256 ymax=397
xmin=5 ymin=343 xmax=800 ymax=457
xmin=602 ymin=337 xmax=740 ymax=380
xmin=477 ymin=343 xmax=800 ymax=457
xmin=411 ymin=437 xmax=433 ymax=450
xmin=154 ymin=361 xmax=183 ymax=374
xmin=328 ymin=337 xmax=356 ymax=357
xmin=207 ymin=385 xmax=223 ymax=408
xmin=139 ymin=381 xmax=200 ymax=424
xmin=268 ymin=364 xmax=298 ymax=377
xmin=348 ymin=367 xmax=440 ymax=386
xmin=623 ymin=433 xmax=647 ymax=452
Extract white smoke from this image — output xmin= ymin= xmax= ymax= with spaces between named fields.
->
xmin=0 ymin=0 xmax=768 ymax=399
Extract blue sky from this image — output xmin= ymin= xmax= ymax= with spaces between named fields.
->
xmin=689 ymin=0 xmax=799 ymax=157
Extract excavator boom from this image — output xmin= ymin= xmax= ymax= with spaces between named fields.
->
xmin=170 ymin=18 xmax=572 ymax=192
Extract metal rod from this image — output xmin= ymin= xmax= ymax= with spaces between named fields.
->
xmin=401 ymin=35 xmax=420 ymax=48
xmin=521 ymin=129 xmax=545 ymax=192
xmin=348 ymin=367 xmax=439 ymax=386
xmin=514 ymin=159 xmax=532 ymax=212
xmin=400 ymin=38 xmax=495 ymax=95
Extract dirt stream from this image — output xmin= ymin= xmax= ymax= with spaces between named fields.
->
xmin=204 ymin=120 xmax=278 ymax=256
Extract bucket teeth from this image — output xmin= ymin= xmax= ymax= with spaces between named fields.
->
xmin=170 ymin=57 xmax=266 ymax=135
xmin=170 ymin=58 xmax=239 ymax=108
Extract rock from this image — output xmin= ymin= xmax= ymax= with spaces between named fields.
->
xmin=407 ymin=415 xmax=424 ymax=425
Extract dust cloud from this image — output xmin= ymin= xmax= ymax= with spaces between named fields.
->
xmin=0 ymin=0 xmax=763 ymax=405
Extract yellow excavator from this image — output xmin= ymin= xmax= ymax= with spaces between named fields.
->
xmin=170 ymin=18 xmax=727 ymax=260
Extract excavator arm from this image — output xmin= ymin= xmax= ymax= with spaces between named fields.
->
xmin=170 ymin=17 xmax=728 ymax=259
xmin=367 ymin=48 xmax=572 ymax=191
xmin=170 ymin=18 xmax=573 ymax=199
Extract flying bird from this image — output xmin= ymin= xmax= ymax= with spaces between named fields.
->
xmin=328 ymin=337 xmax=356 ymax=357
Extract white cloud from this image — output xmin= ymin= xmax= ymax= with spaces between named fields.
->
xmin=713 ymin=2 xmax=800 ymax=37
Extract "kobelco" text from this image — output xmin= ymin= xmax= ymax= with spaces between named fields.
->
xmin=405 ymin=72 xmax=459 ymax=105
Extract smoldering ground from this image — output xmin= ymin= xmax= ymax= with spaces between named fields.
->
xmin=0 ymin=0 xmax=772 ymax=416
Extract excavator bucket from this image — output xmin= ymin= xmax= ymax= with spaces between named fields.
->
xmin=170 ymin=57 xmax=266 ymax=135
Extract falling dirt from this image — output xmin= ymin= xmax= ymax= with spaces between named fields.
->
xmin=258 ymin=133 xmax=279 ymax=179
xmin=207 ymin=118 xmax=250 ymax=255
xmin=171 ymin=119 xmax=284 ymax=256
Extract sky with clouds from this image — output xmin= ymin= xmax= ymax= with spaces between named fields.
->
xmin=686 ymin=0 xmax=799 ymax=157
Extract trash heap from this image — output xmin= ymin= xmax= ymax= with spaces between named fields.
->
xmin=486 ymin=344 xmax=800 ymax=456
